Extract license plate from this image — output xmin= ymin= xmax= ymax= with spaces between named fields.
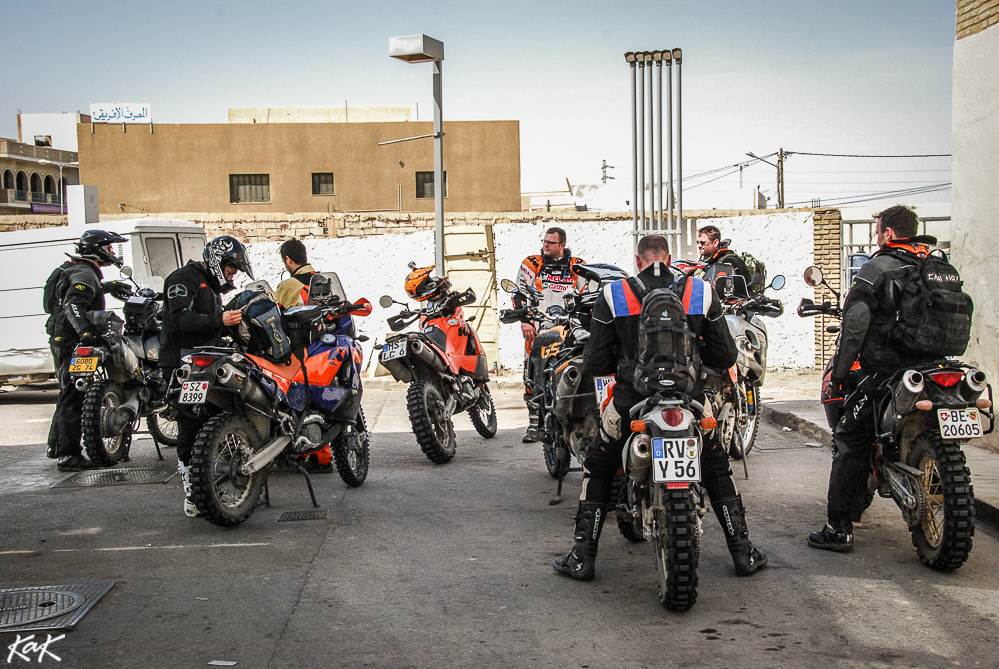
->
xmin=381 ymin=339 xmax=407 ymax=361
xmin=594 ymin=376 xmax=614 ymax=406
xmin=938 ymin=408 xmax=983 ymax=440
xmin=69 ymin=357 xmax=98 ymax=373
xmin=652 ymin=437 xmax=701 ymax=483
xmin=179 ymin=381 xmax=210 ymax=405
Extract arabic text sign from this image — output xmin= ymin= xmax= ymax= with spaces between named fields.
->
xmin=90 ymin=103 xmax=152 ymax=124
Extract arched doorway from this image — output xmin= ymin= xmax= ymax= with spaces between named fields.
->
xmin=44 ymin=175 xmax=56 ymax=194
xmin=16 ymin=171 xmax=27 ymax=191
xmin=2 ymin=170 xmax=12 ymax=190
xmin=30 ymin=173 xmax=42 ymax=193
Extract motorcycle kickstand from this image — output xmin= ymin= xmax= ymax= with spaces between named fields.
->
xmin=735 ymin=432 xmax=749 ymax=480
xmin=292 ymin=461 xmax=320 ymax=508
xmin=549 ymin=467 xmax=566 ymax=506
xmin=150 ymin=427 xmax=164 ymax=461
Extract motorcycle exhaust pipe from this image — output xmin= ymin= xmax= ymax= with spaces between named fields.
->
xmin=967 ymin=369 xmax=988 ymax=394
xmin=109 ymin=396 xmax=141 ymax=435
xmin=410 ymin=339 xmax=447 ymax=373
xmin=216 ymin=363 xmax=271 ymax=412
xmin=902 ymin=370 xmax=925 ymax=394
xmin=886 ymin=370 xmax=926 ymax=425
xmin=556 ymin=364 xmax=582 ymax=399
xmin=74 ymin=377 xmax=91 ymax=392
xmin=627 ymin=433 xmax=652 ymax=482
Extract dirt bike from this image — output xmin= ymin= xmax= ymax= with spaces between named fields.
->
xmin=69 ymin=267 xmax=179 ymax=466
xmin=378 ymin=285 xmax=497 ymax=464
xmin=616 ymin=391 xmax=717 ymax=610
xmin=172 ymin=275 xmax=373 ymax=527
xmin=499 ymin=264 xmax=628 ymax=499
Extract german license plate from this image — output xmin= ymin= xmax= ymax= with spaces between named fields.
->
xmin=69 ymin=357 xmax=98 ymax=373
xmin=382 ymin=339 xmax=407 ymax=361
xmin=652 ymin=437 xmax=701 ymax=483
xmin=594 ymin=376 xmax=614 ymax=406
xmin=179 ymin=381 xmax=210 ymax=405
xmin=938 ymin=408 xmax=982 ymax=440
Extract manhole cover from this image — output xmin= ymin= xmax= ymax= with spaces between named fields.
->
xmin=53 ymin=467 xmax=176 ymax=488
xmin=278 ymin=509 xmax=330 ymax=522
xmin=0 ymin=584 xmax=113 ymax=632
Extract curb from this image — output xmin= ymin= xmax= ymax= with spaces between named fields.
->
xmin=760 ymin=402 xmax=999 ymax=535
xmin=362 ymin=376 xmax=524 ymax=390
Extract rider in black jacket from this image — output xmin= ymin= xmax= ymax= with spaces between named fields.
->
xmin=808 ymin=205 xmax=937 ymax=552
xmin=554 ymin=235 xmax=767 ymax=581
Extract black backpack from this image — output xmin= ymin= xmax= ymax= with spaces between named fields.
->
xmin=631 ymin=277 xmax=700 ymax=396
xmin=889 ymin=253 xmax=973 ymax=357
xmin=42 ymin=263 xmax=69 ymax=315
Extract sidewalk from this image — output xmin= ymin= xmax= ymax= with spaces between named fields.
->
xmin=761 ymin=371 xmax=999 ymax=533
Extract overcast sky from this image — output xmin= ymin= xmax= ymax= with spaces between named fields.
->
xmin=1 ymin=0 xmax=955 ymax=210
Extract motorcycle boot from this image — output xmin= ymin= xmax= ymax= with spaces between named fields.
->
xmin=712 ymin=495 xmax=768 ymax=576
xmin=522 ymin=397 xmax=541 ymax=443
xmin=553 ymin=501 xmax=607 ymax=581
xmin=177 ymin=462 xmax=201 ymax=518
xmin=807 ymin=521 xmax=853 ymax=552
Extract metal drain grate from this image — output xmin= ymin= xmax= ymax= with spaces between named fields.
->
xmin=0 ymin=583 xmax=113 ymax=633
xmin=278 ymin=509 xmax=330 ymax=522
xmin=53 ymin=466 xmax=176 ymax=488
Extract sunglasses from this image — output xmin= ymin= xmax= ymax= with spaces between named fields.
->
xmin=542 ymin=240 xmax=563 ymax=246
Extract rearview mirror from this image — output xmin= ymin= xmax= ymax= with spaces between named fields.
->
xmin=803 ymin=266 xmax=823 ymax=287
xmin=500 ymin=279 xmax=518 ymax=293
xmin=769 ymin=275 xmax=786 ymax=291
xmin=379 ymin=295 xmax=394 ymax=309
xmin=119 ymin=266 xmax=133 ymax=279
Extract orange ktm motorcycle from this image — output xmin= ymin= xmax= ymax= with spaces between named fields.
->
xmin=378 ymin=263 xmax=497 ymax=463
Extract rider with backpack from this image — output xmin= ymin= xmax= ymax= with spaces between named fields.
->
xmin=553 ymin=234 xmax=768 ymax=581
xmin=808 ymin=205 xmax=973 ymax=552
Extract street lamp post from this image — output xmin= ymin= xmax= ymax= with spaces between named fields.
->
xmin=38 ymin=159 xmax=78 ymax=215
xmin=389 ymin=34 xmax=446 ymax=278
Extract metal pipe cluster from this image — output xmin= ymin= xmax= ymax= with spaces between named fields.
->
xmin=624 ymin=49 xmax=683 ymax=260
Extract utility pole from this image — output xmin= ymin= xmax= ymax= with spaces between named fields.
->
xmin=602 ymin=160 xmax=615 ymax=184
xmin=777 ymin=147 xmax=785 ymax=209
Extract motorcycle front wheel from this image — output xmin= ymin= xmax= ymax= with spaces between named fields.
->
xmin=468 ymin=384 xmax=498 ymax=439
xmin=407 ymin=380 xmax=457 ymax=464
xmin=81 ymin=379 xmax=133 ymax=467
xmin=147 ymin=409 xmax=180 ymax=447
xmin=730 ymin=381 xmax=760 ymax=460
xmin=907 ymin=433 xmax=975 ymax=571
xmin=190 ymin=414 xmax=266 ymax=527
xmin=653 ymin=484 xmax=700 ymax=610
xmin=333 ymin=408 xmax=369 ymax=487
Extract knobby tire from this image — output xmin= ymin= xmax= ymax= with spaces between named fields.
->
xmin=189 ymin=414 xmax=266 ymax=527
xmin=468 ymin=384 xmax=498 ymax=439
xmin=82 ymin=379 xmax=132 ymax=467
xmin=654 ymin=486 xmax=700 ymax=610
xmin=332 ymin=407 xmax=369 ymax=487
xmin=407 ymin=380 xmax=457 ymax=464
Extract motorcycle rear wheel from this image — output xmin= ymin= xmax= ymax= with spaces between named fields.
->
xmin=907 ymin=433 xmax=975 ymax=571
xmin=468 ymin=385 xmax=498 ymax=439
xmin=407 ymin=380 xmax=457 ymax=464
xmin=653 ymin=484 xmax=700 ymax=610
xmin=190 ymin=414 xmax=266 ymax=527
xmin=333 ymin=408 xmax=369 ymax=487
xmin=82 ymin=379 xmax=133 ymax=467
xmin=147 ymin=410 xmax=180 ymax=447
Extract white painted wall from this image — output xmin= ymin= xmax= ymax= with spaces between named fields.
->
xmin=243 ymin=211 xmax=817 ymax=376
xmin=951 ymin=25 xmax=999 ymax=449
xmin=17 ymin=113 xmax=84 ymax=152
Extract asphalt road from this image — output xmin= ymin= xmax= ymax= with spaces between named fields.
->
xmin=1 ymin=385 xmax=998 ymax=669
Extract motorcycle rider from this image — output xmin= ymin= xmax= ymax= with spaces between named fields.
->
xmin=44 ymin=230 xmax=130 ymax=471
xmin=273 ymin=238 xmax=317 ymax=308
xmin=808 ymin=205 xmax=938 ymax=551
xmin=515 ymin=227 xmax=585 ymax=442
xmin=554 ymin=234 xmax=768 ymax=580
xmin=161 ymin=235 xmax=252 ymax=517
xmin=698 ymin=225 xmax=751 ymax=285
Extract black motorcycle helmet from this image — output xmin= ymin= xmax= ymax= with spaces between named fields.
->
xmin=203 ymin=235 xmax=254 ymax=292
xmin=75 ymin=229 xmax=128 ymax=267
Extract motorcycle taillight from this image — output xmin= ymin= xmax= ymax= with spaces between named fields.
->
xmin=75 ymin=347 xmax=92 ymax=357
xmin=190 ymin=354 xmax=217 ymax=368
xmin=661 ymin=409 xmax=684 ymax=427
xmin=928 ymin=371 xmax=964 ymax=387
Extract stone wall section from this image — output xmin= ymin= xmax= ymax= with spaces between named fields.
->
xmin=957 ymin=0 xmax=999 ymax=40
xmin=811 ymin=209 xmax=842 ymax=369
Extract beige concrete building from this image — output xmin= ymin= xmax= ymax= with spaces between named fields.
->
xmin=0 ymin=138 xmax=78 ymax=215
xmin=77 ymin=119 xmax=521 ymax=215
xmin=951 ymin=0 xmax=999 ymax=449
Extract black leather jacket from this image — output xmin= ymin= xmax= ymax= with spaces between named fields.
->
xmin=160 ymin=261 xmax=226 ymax=368
xmin=46 ymin=260 xmax=105 ymax=348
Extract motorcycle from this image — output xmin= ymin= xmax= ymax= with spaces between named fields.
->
xmin=378 ymin=269 xmax=497 ymax=464
xmin=173 ymin=274 xmax=373 ymax=527
xmin=798 ymin=264 xmax=994 ymax=569
xmin=69 ymin=266 xmax=180 ymax=467
xmin=615 ymin=391 xmax=716 ymax=609
xmin=499 ymin=264 xmax=629 ymax=497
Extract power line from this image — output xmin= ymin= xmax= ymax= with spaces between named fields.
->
xmin=785 ymin=182 xmax=951 ymax=207
xmin=787 ymin=151 xmax=951 ymax=158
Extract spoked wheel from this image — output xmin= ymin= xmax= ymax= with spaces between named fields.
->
xmin=653 ymin=484 xmax=700 ymax=610
xmin=333 ymin=408 xmax=369 ymax=487
xmin=907 ymin=433 xmax=975 ymax=571
xmin=730 ymin=381 xmax=759 ymax=460
xmin=407 ymin=380 xmax=457 ymax=464
xmin=542 ymin=438 xmax=570 ymax=478
xmin=189 ymin=414 xmax=265 ymax=527
xmin=147 ymin=409 xmax=180 ymax=447
xmin=616 ymin=475 xmax=646 ymax=543
xmin=468 ymin=384 xmax=498 ymax=439
xmin=82 ymin=379 xmax=133 ymax=467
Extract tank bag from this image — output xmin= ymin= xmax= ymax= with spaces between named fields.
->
xmin=890 ymin=255 xmax=974 ymax=357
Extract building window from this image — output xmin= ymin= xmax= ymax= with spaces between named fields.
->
xmin=312 ymin=173 xmax=334 ymax=195
xmin=229 ymin=174 xmax=270 ymax=203
xmin=416 ymin=171 xmax=447 ymax=199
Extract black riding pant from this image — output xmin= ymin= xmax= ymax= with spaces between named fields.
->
xmin=163 ymin=367 xmax=207 ymax=467
xmin=580 ymin=393 xmax=737 ymax=506
xmin=47 ymin=344 xmax=85 ymax=458
xmin=826 ymin=377 xmax=883 ymax=526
